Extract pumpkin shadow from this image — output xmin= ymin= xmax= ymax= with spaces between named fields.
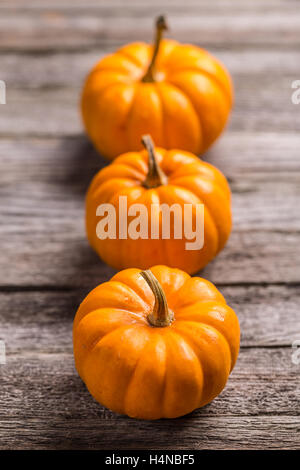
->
xmin=58 ymin=398 xmax=211 ymax=450
xmin=56 ymin=136 xmax=108 ymax=196
xmin=50 ymin=242 xmax=117 ymax=317
xmin=42 ymin=136 xmax=117 ymax=300
xmin=56 ymin=389 xmax=215 ymax=449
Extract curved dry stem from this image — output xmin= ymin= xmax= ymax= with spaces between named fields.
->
xmin=141 ymin=269 xmax=174 ymax=327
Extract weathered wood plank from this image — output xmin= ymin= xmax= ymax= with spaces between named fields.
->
xmin=0 ymin=350 xmax=299 ymax=449
xmin=209 ymin=132 xmax=300 ymax=174
xmin=1 ymin=349 xmax=299 ymax=419
xmin=2 ymin=415 xmax=299 ymax=449
xmin=0 ymin=228 xmax=295 ymax=279
xmin=0 ymin=230 xmax=298 ymax=287
xmin=1 ymin=285 xmax=299 ymax=352
xmin=2 ymin=49 xmax=299 ymax=90
xmin=0 ymin=133 xmax=299 ymax=287
xmin=0 ymin=133 xmax=299 ymax=234
xmin=0 ymin=174 xmax=299 ymax=232
xmin=0 ymin=3 xmax=299 ymax=51
xmin=0 ymin=0 xmax=296 ymax=12
xmin=1 ymin=134 xmax=300 ymax=175
xmin=1 ymin=71 xmax=298 ymax=136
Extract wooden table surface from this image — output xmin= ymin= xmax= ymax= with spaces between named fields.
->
xmin=0 ymin=0 xmax=299 ymax=450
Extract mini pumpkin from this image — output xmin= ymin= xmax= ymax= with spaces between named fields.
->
xmin=81 ymin=16 xmax=233 ymax=160
xmin=86 ymin=135 xmax=231 ymax=274
xmin=73 ymin=265 xmax=240 ymax=419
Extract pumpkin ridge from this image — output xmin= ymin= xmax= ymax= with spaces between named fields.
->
xmin=94 ymin=53 xmax=139 ymax=74
xmin=103 ymin=82 xmax=139 ymax=156
xmin=165 ymin=74 xmax=227 ymax=151
xmin=174 ymin=301 xmax=239 ymax=371
xmin=171 ymin=277 xmax=225 ymax=310
xmin=110 ymin=280 xmax=152 ymax=313
xmin=169 ymin=66 xmax=232 ymax=106
xmin=162 ymin=330 xmax=204 ymax=416
xmin=117 ymin=49 xmax=146 ymax=72
xmin=112 ymin=152 xmax=149 ymax=175
xmin=154 ymin=329 xmax=169 ymax=418
xmin=164 ymin=41 xmax=232 ymax=103
xmin=83 ymin=80 xmax=128 ymax=108
xmin=81 ymin=72 xmax=129 ymax=103
xmin=134 ymin=187 xmax=167 ymax=266
xmin=152 ymin=185 xmax=183 ymax=268
xmin=82 ymin=325 xmax=153 ymax=413
xmin=111 ymin=268 xmax=150 ymax=300
xmin=160 ymin=181 xmax=220 ymax=254
xmin=161 ymin=80 xmax=204 ymax=152
xmin=165 ymin=157 xmax=227 ymax=196
xmin=153 ymin=188 xmax=171 ymax=267
xmin=153 ymin=85 xmax=169 ymax=149
xmin=122 ymin=82 xmax=140 ymax=153
xmin=156 ymin=81 xmax=203 ymax=153
xmin=107 ymin=186 xmax=145 ymax=208
xmin=170 ymin=174 xmax=230 ymax=203
xmin=98 ymin=280 xmax=151 ymax=313
xmin=76 ymin=323 xmax=140 ymax=383
xmin=89 ymin=178 xmax=140 ymax=204
xmin=171 ymin=322 xmax=232 ymax=407
xmin=76 ymin=283 xmax=149 ymax=322
xmin=152 ymin=39 xmax=179 ymax=70
xmin=175 ymin=299 xmax=229 ymax=317
xmin=125 ymin=81 xmax=150 ymax=150
xmin=96 ymin=163 xmax=146 ymax=185
xmin=166 ymin=178 xmax=227 ymax=252
xmin=171 ymin=173 xmax=226 ymax=199
xmin=89 ymin=174 xmax=143 ymax=199
xmin=173 ymin=320 xmax=233 ymax=373
xmin=123 ymin=333 xmax=167 ymax=418
xmin=90 ymin=324 xmax=144 ymax=355
xmin=198 ymin=162 xmax=231 ymax=200
xmin=76 ymin=308 xmax=147 ymax=332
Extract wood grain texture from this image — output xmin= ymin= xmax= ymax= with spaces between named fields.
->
xmin=0 ymin=230 xmax=300 ymax=287
xmin=0 ymin=132 xmax=299 ymax=287
xmin=1 ymin=74 xmax=299 ymax=136
xmin=0 ymin=0 xmax=299 ymax=450
xmin=1 ymin=285 xmax=300 ymax=354
xmin=0 ymin=136 xmax=299 ymax=232
xmin=2 ymin=48 xmax=299 ymax=89
xmin=0 ymin=350 xmax=299 ymax=449
xmin=0 ymin=1 xmax=299 ymax=52
xmin=1 ymin=415 xmax=299 ymax=450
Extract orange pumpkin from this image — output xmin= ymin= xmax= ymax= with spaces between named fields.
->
xmin=73 ymin=265 xmax=240 ymax=419
xmin=81 ymin=16 xmax=233 ymax=160
xmin=86 ymin=135 xmax=231 ymax=275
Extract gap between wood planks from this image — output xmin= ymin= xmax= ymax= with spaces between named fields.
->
xmin=1 ymin=284 xmax=299 ymax=349
xmin=0 ymin=280 xmax=300 ymax=292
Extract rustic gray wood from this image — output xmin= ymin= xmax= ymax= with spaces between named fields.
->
xmin=0 ymin=1 xmax=299 ymax=51
xmin=1 ymin=49 xmax=299 ymax=91
xmin=1 ymin=349 xmax=299 ymax=449
xmin=1 ymin=231 xmax=300 ymax=287
xmin=0 ymin=0 xmax=299 ymax=450
xmin=1 ymin=285 xmax=300 ymax=353
xmin=1 ymin=137 xmax=300 ymax=231
xmin=1 ymin=74 xmax=299 ymax=136
xmin=1 ymin=415 xmax=299 ymax=450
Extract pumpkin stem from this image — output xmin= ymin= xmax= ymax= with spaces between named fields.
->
xmin=142 ymin=15 xmax=168 ymax=83
xmin=141 ymin=135 xmax=167 ymax=188
xmin=140 ymin=269 xmax=174 ymax=327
